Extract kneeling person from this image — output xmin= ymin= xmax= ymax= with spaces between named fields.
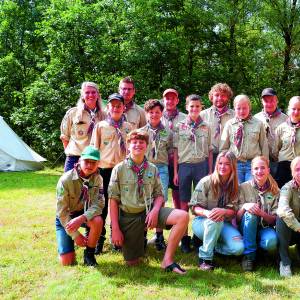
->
xmin=109 ymin=130 xmax=189 ymax=274
xmin=56 ymin=146 xmax=104 ymax=266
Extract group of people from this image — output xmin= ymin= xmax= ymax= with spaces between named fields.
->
xmin=55 ymin=77 xmax=300 ymax=277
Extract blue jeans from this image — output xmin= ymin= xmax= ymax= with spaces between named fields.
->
xmin=192 ymin=217 xmax=244 ymax=260
xmin=237 ymin=160 xmax=252 ymax=184
xmin=240 ymin=212 xmax=277 ymax=259
xmin=64 ymin=155 xmax=80 ymax=172
xmin=156 ymin=164 xmax=169 ymax=202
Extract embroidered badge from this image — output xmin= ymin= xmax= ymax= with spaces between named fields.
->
xmin=57 ymin=184 xmax=64 ymax=198
xmin=78 ymin=130 xmax=84 ymax=136
xmin=147 ymin=172 xmax=153 ymax=178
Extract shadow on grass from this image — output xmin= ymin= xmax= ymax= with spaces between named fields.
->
xmin=94 ymin=247 xmax=293 ymax=298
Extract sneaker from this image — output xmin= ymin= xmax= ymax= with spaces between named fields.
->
xmin=180 ymin=236 xmax=192 ymax=253
xmin=84 ymin=249 xmax=98 ymax=267
xmin=155 ymin=235 xmax=166 ymax=251
xmin=279 ymin=261 xmax=292 ymax=277
xmin=242 ymin=256 xmax=254 ymax=272
xmin=199 ymin=259 xmax=214 ymax=271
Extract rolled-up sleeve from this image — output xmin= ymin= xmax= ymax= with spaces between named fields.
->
xmin=108 ymin=165 xmax=121 ymax=201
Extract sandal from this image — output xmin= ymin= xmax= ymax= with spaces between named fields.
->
xmin=164 ymin=262 xmax=186 ymax=274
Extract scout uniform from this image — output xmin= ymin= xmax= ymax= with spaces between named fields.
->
xmin=239 ymin=180 xmax=278 ymax=260
xmin=174 ymin=117 xmax=212 ymax=202
xmin=139 ymin=123 xmax=173 ymax=201
xmin=200 ymin=106 xmax=235 ymax=155
xmin=108 ymin=158 xmax=173 ymax=260
xmin=189 ymin=175 xmax=243 ymax=262
xmin=274 ymin=121 xmax=300 ymax=187
xmin=220 ymin=117 xmax=269 ymax=161
xmin=124 ymin=102 xmax=147 ymax=129
xmin=254 ymin=110 xmax=287 ymax=161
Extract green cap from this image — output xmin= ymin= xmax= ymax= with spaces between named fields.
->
xmin=81 ymin=146 xmax=100 ymax=161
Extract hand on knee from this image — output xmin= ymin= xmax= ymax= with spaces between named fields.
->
xmin=60 ymin=252 xmax=75 ymax=266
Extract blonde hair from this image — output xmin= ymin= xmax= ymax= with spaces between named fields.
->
xmin=208 ymin=83 xmax=233 ymax=101
xmin=75 ymin=81 xmax=103 ymax=120
xmin=291 ymin=156 xmax=300 ymax=178
xmin=251 ymin=156 xmax=279 ymax=195
xmin=233 ymin=94 xmax=251 ymax=109
xmin=211 ymin=151 xmax=239 ymax=201
xmin=287 ymin=96 xmax=300 ymax=116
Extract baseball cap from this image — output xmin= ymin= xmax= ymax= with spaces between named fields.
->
xmin=163 ymin=88 xmax=178 ymax=97
xmin=81 ymin=146 xmax=100 ymax=161
xmin=107 ymin=93 xmax=124 ymax=103
xmin=261 ymin=88 xmax=277 ymax=97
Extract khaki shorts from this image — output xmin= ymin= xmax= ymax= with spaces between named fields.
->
xmin=119 ymin=207 xmax=173 ymax=261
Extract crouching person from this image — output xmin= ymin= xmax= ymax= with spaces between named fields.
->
xmin=276 ymin=156 xmax=300 ymax=277
xmin=189 ymin=151 xmax=244 ymax=271
xmin=55 ymin=146 xmax=104 ymax=266
xmin=109 ymin=130 xmax=189 ymax=274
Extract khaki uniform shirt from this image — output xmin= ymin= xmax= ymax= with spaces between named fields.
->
xmin=220 ymin=117 xmax=269 ymax=161
xmin=274 ymin=122 xmax=300 ymax=161
xmin=139 ymin=125 xmax=173 ymax=165
xmin=200 ymin=106 xmax=235 ymax=154
xmin=189 ymin=175 xmax=238 ymax=212
xmin=90 ymin=120 xmax=133 ymax=168
xmin=56 ymin=168 xmax=105 ymax=239
xmin=173 ymin=118 xmax=212 ymax=164
xmin=277 ymin=181 xmax=300 ymax=231
xmin=60 ymin=107 xmax=106 ymax=156
xmin=161 ymin=111 xmax=186 ymax=157
xmin=124 ymin=102 xmax=147 ymax=129
xmin=254 ymin=111 xmax=287 ymax=160
xmin=239 ymin=181 xmax=278 ymax=227
xmin=108 ymin=159 xmax=163 ymax=213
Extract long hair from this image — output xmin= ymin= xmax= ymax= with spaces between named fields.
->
xmin=76 ymin=81 xmax=103 ymax=120
xmin=211 ymin=151 xmax=239 ymax=201
xmin=251 ymin=156 xmax=279 ymax=195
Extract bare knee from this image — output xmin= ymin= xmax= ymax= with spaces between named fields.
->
xmin=88 ymin=216 xmax=103 ymax=230
xmin=167 ymin=209 xmax=189 ymax=226
xmin=60 ymin=252 xmax=75 ymax=266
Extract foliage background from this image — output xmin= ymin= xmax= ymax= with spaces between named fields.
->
xmin=0 ymin=0 xmax=300 ymax=162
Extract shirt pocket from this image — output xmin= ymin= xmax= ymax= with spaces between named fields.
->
xmin=101 ymin=131 xmax=115 ymax=146
xmin=73 ymin=122 xmax=89 ymax=140
xmin=248 ymin=130 xmax=260 ymax=143
xmin=281 ymin=129 xmax=291 ymax=146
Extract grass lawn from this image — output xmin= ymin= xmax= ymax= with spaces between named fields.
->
xmin=1 ymin=168 xmax=300 ymax=299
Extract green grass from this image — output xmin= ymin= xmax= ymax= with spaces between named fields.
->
xmin=1 ymin=169 xmax=300 ymax=299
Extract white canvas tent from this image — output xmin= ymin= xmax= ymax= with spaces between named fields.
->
xmin=0 ymin=116 xmax=46 ymax=171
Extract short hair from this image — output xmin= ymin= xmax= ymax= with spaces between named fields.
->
xmin=127 ymin=130 xmax=149 ymax=145
xmin=144 ymin=99 xmax=164 ymax=112
xmin=287 ymin=96 xmax=300 ymax=116
xmin=119 ymin=76 xmax=135 ymax=89
xmin=291 ymin=156 xmax=300 ymax=178
xmin=186 ymin=94 xmax=202 ymax=105
xmin=209 ymin=83 xmax=233 ymax=101
xmin=233 ymin=94 xmax=251 ymax=109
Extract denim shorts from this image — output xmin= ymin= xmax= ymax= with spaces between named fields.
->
xmin=179 ymin=160 xmax=208 ymax=202
xmin=155 ymin=164 xmax=169 ymax=202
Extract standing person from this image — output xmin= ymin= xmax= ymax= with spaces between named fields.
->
xmin=60 ymin=82 xmax=106 ymax=172
xmin=189 ymin=151 xmax=244 ymax=271
xmin=220 ymin=94 xmax=269 ymax=183
xmin=277 ymin=156 xmax=300 ymax=277
xmin=200 ymin=83 xmax=235 ymax=168
xmin=237 ymin=156 xmax=279 ymax=271
xmin=274 ymin=96 xmax=300 ymax=188
xmin=139 ymin=99 xmax=173 ymax=251
xmin=90 ymin=93 xmax=133 ymax=254
xmin=109 ymin=130 xmax=189 ymax=274
xmin=254 ymin=88 xmax=287 ymax=176
xmin=118 ymin=76 xmax=147 ymax=129
xmin=55 ymin=146 xmax=104 ymax=266
xmin=173 ymin=94 xmax=213 ymax=253
xmin=161 ymin=88 xmax=186 ymax=211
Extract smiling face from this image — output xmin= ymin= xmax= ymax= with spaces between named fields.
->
xmin=234 ymin=99 xmax=250 ymax=120
xmin=186 ymin=100 xmax=202 ymax=120
xmin=146 ymin=105 xmax=163 ymax=127
xmin=211 ymin=91 xmax=230 ymax=109
xmin=163 ymin=92 xmax=179 ymax=112
xmin=217 ymin=156 xmax=232 ymax=181
xmin=262 ymin=95 xmax=278 ymax=114
xmin=128 ymin=138 xmax=147 ymax=159
xmin=82 ymin=86 xmax=99 ymax=110
xmin=80 ymin=159 xmax=98 ymax=177
xmin=288 ymin=97 xmax=300 ymax=123
xmin=108 ymin=99 xmax=124 ymax=121
xmin=252 ymin=158 xmax=270 ymax=186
